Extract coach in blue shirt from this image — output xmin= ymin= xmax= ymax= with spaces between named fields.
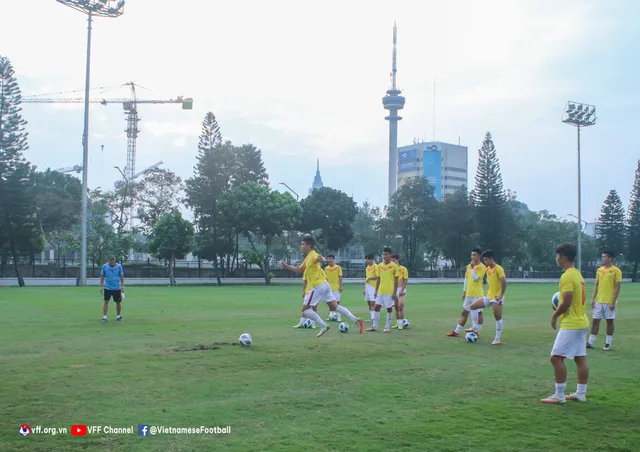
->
xmin=100 ymin=255 xmax=124 ymax=323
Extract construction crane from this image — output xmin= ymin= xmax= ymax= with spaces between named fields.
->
xmin=22 ymin=82 xmax=193 ymax=182
xmin=54 ymin=164 xmax=83 ymax=174
xmin=114 ymin=160 xmax=164 ymax=189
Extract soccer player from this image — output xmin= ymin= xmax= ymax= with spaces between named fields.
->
xmin=281 ymin=236 xmax=364 ymax=336
xmin=364 ymin=254 xmax=379 ymax=323
xmin=468 ymin=250 xmax=506 ymax=345
xmin=293 ymin=269 xmax=316 ymax=329
xmin=541 ymin=242 xmax=590 ymax=404
xmin=100 ymin=255 xmax=124 ymax=323
xmin=446 ymin=248 xmax=487 ymax=337
xmin=588 ymin=249 xmax=622 ymax=351
xmin=324 ymin=254 xmax=343 ymax=322
xmin=367 ymin=247 xmax=399 ymax=333
xmin=391 ymin=254 xmax=408 ymax=330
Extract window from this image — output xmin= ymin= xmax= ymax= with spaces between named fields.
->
xmin=444 ymin=166 xmax=466 ymax=173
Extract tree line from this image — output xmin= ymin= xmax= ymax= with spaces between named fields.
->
xmin=2 ymin=55 xmax=640 ymax=286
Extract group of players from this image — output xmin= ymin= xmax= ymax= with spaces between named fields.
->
xmin=280 ymin=236 xmax=624 ymax=405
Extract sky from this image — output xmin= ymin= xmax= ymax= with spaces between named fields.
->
xmin=2 ymin=0 xmax=640 ymax=224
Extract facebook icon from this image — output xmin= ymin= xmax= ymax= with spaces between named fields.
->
xmin=138 ymin=424 xmax=150 ymax=436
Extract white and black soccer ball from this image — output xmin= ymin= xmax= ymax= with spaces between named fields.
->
xmin=552 ymin=292 xmax=560 ymax=310
xmin=401 ymin=319 xmax=409 ymax=329
xmin=329 ymin=311 xmax=339 ymax=321
xmin=465 ymin=332 xmax=478 ymax=343
xmin=239 ymin=333 xmax=252 ymax=346
xmin=302 ymin=319 xmax=314 ymax=328
xmin=339 ymin=322 xmax=349 ymax=333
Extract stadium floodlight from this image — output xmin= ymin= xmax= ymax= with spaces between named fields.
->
xmin=562 ymin=101 xmax=597 ymax=272
xmin=57 ymin=0 xmax=125 ymax=286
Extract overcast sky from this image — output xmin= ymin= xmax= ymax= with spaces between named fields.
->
xmin=3 ymin=0 xmax=639 ymax=223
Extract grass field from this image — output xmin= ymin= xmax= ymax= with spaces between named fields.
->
xmin=2 ymin=283 xmax=640 ymax=452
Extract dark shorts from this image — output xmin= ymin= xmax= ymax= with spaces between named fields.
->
xmin=104 ymin=289 xmax=122 ymax=302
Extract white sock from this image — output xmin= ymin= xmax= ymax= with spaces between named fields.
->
xmin=476 ymin=323 xmax=483 ymax=332
xmin=495 ymin=319 xmax=503 ymax=339
xmin=103 ymin=315 xmax=107 ymax=319
xmin=304 ymin=309 xmax=326 ymax=328
xmin=299 ymin=316 xmax=305 ymax=324
xmin=588 ymin=334 xmax=596 ymax=345
xmin=335 ymin=305 xmax=356 ymax=322
xmin=373 ymin=311 xmax=380 ymax=329
xmin=454 ymin=324 xmax=463 ymax=334
xmin=577 ymin=384 xmax=587 ymax=395
xmin=605 ymin=335 xmax=613 ymax=345
xmin=385 ymin=312 xmax=392 ymax=330
xmin=470 ymin=310 xmax=479 ymax=328
xmin=370 ymin=310 xmax=375 ymax=321
xmin=555 ymin=382 xmax=566 ymax=399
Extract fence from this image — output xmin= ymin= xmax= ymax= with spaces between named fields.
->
xmin=0 ymin=257 xmax=618 ymax=280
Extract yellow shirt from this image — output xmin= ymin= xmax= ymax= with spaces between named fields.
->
xmin=378 ymin=261 xmax=399 ymax=295
xmin=302 ymin=270 xmax=312 ymax=295
xmin=397 ymin=265 xmax=409 ymax=286
xmin=595 ymin=265 xmax=622 ymax=304
xmin=365 ymin=264 xmax=379 ymax=288
xmin=324 ymin=264 xmax=343 ymax=291
xmin=559 ymin=267 xmax=589 ymax=330
xmin=465 ymin=263 xmax=486 ymax=298
xmin=299 ymin=250 xmax=327 ymax=289
xmin=486 ymin=264 xmax=506 ymax=299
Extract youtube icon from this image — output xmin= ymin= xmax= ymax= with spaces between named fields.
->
xmin=71 ymin=425 xmax=87 ymax=436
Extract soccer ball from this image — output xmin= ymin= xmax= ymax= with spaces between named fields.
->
xmin=552 ymin=292 xmax=560 ymax=310
xmin=302 ymin=319 xmax=314 ymax=328
xmin=339 ymin=322 xmax=349 ymax=333
xmin=239 ymin=333 xmax=252 ymax=346
xmin=465 ymin=332 xmax=479 ymax=343
xmin=401 ymin=319 xmax=410 ymax=329
xmin=329 ymin=311 xmax=339 ymax=321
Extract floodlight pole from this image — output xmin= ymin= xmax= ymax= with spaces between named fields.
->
xmin=576 ymin=125 xmax=582 ymax=272
xmin=79 ymin=11 xmax=93 ymax=286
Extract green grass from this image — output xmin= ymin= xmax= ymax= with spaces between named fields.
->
xmin=2 ymin=283 xmax=639 ymax=452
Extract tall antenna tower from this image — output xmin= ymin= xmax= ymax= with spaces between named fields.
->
xmin=383 ymin=22 xmax=406 ymax=201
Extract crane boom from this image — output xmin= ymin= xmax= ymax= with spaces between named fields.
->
xmin=22 ymin=97 xmax=193 ymax=108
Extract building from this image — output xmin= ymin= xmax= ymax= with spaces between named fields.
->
xmin=309 ymin=159 xmax=324 ymax=194
xmin=395 ymin=141 xmax=468 ymax=200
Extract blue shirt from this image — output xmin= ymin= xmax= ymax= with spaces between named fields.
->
xmin=101 ymin=263 xmax=123 ymax=290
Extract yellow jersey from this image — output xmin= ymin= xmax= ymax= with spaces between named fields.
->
xmin=486 ymin=264 xmax=506 ymax=299
xmin=595 ymin=265 xmax=622 ymax=304
xmin=324 ymin=264 xmax=343 ymax=291
xmin=559 ymin=267 xmax=589 ymax=330
xmin=465 ymin=263 xmax=486 ymax=298
xmin=378 ymin=261 xmax=399 ymax=295
xmin=365 ymin=264 xmax=379 ymax=288
xmin=302 ymin=270 xmax=312 ymax=294
xmin=300 ymin=250 xmax=327 ymax=289
xmin=397 ymin=265 xmax=409 ymax=286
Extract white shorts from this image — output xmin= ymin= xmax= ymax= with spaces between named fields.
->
xmin=482 ymin=297 xmax=504 ymax=308
xmin=376 ymin=294 xmax=394 ymax=309
xmin=303 ymin=293 xmax=312 ymax=304
xmin=463 ymin=297 xmax=483 ymax=312
xmin=396 ymin=287 xmax=407 ymax=297
xmin=332 ymin=291 xmax=341 ymax=302
xmin=550 ymin=327 xmax=589 ymax=359
xmin=364 ymin=285 xmax=376 ymax=302
xmin=305 ymin=281 xmax=337 ymax=307
xmin=593 ymin=302 xmax=616 ymax=320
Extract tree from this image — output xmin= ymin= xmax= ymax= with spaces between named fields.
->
xmin=596 ymin=190 xmax=626 ymax=256
xmin=232 ymin=144 xmax=269 ymax=188
xmin=437 ymin=187 xmax=477 ymax=268
xmin=148 ymin=211 xmax=195 ymax=286
xmin=384 ymin=178 xmax=438 ymax=274
xmin=0 ymin=56 xmax=43 ymax=286
xmin=31 ymin=169 xmax=82 ymax=241
xmin=298 ymin=187 xmax=358 ymax=252
xmin=351 ymin=202 xmax=385 ymax=256
xmin=136 ymin=168 xmax=183 ymax=235
xmin=185 ymin=113 xmax=235 ymax=284
xmin=220 ymin=183 xmax=301 ymax=284
xmin=471 ymin=131 xmax=511 ymax=259
xmin=627 ymin=160 xmax=640 ymax=282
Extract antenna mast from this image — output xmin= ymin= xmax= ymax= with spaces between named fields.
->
xmin=391 ymin=22 xmax=398 ymax=91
